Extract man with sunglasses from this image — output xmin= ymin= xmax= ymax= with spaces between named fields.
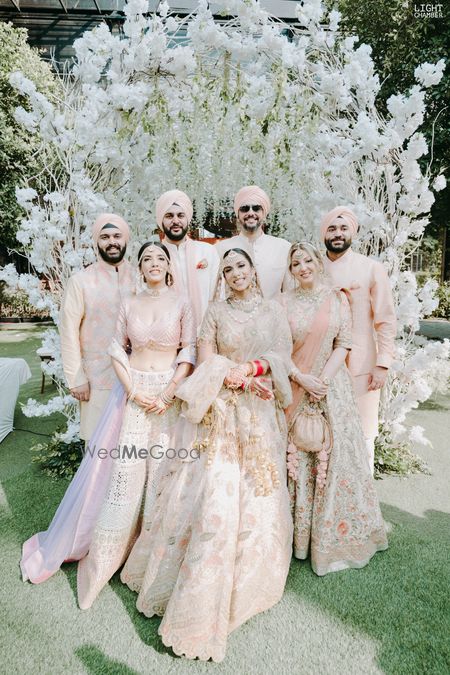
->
xmin=215 ymin=185 xmax=291 ymax=299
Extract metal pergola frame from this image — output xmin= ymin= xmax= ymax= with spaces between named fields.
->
xmin=0 ymin=1 xmax=300 ymax=66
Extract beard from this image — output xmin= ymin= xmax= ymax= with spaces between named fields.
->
xmin=98 ymin=243 xmax=127 ymax=264
xmin=162 ymin=224 xmax=189 ymax=242
xmin=324 ymin=237 xmax=352 ymax=254
xmin=240 ymin=217 xmax=262 ymax=234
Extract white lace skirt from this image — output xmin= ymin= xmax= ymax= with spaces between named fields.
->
xmin=77 ymin=367 xmax=180 ymax=609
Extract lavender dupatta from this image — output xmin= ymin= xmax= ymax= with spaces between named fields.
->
xmin=21 ymin=382 xmax=126 ymax=584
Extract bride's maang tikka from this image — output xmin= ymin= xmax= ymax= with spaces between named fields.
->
xmin=222 ymin=249 xmax=245 ymax=267
xmin=138 ymin=243 xmax=170 ymax=266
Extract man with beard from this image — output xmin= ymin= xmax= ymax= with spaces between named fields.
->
xmin=215 ymin=185 xmax=291 ymax=299
xmin=59 ymin=213 xmax=135 ymax=441
xmin=156 ymin=189 xmax=219 ymax=332
xmin=321 ymin=206 xmax=396 ymax=472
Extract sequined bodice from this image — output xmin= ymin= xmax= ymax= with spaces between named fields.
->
xmin=116 ymin=291 xmax=195 ymax=353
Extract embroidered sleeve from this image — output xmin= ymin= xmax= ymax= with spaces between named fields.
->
xmin=59 ymin=275 xmax=87 ymax=389
xmin=197 ymin=302 xmax=218 ymax=362
xmin=114 ymin=300 xmax=129 ymax=349
xmin=334 ymin=291 xmax=352 ymax=350
xmin=370 ymin=262 xmax=397 ymax=368
xmin=177 ymin=300 xmax=197 ymax=365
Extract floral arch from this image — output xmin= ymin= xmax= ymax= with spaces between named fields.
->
xmin=1 ymin=0 xmax=448 ymax=456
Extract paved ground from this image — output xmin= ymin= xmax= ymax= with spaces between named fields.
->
xmin=418 ymin=319 xmax=450 ymax=340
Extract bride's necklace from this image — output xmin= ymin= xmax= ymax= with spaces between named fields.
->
xmin=144 ymin=285 xmax=170 ymax=298
xmin=295 ymin=284 xmax=329 ymax=307
xmin=225 ymin=293 xmax=262 ymax=323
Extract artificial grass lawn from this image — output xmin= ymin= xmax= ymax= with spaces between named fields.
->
xmin=1 ymin=327 xmax=449 ymax=675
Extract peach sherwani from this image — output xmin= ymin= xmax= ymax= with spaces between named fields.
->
xmin=59 ymin=259 xmax=135 ymax=440
xmin=323 ymin=249 xmax=396 ymax=456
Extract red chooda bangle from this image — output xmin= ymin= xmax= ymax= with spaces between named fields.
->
xmin=253 ymin=359 xmax=265 ymax=376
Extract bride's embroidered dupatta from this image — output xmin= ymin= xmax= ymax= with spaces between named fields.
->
xmin=285 ymin=294 xmax=332 ymax=426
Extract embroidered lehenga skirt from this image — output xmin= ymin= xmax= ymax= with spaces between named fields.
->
xmin=77 ymin=367 xmax=180 ymax=609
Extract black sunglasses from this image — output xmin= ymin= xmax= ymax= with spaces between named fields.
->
xmin=239 ymin=205 xmax=263 ymax=213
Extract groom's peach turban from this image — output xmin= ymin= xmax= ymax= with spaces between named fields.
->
xmin=155 ymin=190 xmax=193 ymax=229
xmin=92 ymin=213 xmax=130 ymax=244
xmin=320 ymin=206 xmax=359 ymax=240
xmin=234 ymin=185 xmax=271 ymax=219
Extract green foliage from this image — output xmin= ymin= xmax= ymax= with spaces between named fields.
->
xmin=432 ymin=280 xmax=450 ymax=319
xmin=334 ymin=0 xmax=449 ymax=233
xmin=0 ymin=281 xmax=49 ymax=318
xmin=374 ymin=433 xmax=430 ymax=478
xmin=31 ymin=429 xmax=84 ymax=479
xmin=0 ymin=21 xmax=57 ymax=251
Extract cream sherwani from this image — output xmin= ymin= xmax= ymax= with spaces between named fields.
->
xmin=163 ymin=238 xmax=219 ymax=331
xmin=59 ymin=259 xmax=135 ymax=441
xmin=323 ymin=248 xmax=396 ymax=467
xmin=215 ymin=232 xmax=291 ymax=299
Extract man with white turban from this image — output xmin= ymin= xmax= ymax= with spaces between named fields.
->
xmin=155 ymin=189 xmax=219 ymax=332
xmin=59 ymin=213 xmax=135 ymax=441
xmin=320 ymin=206 xmax=397 ymax=472
xmin=215 ymin=185 xmax=291 ymax=299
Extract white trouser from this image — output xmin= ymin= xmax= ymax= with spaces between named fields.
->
xmin=353 ymin=375 xmax=381 ymax=475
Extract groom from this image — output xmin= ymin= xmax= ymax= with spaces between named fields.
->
xmin=320 ymin=206 xmax=397 ymax=472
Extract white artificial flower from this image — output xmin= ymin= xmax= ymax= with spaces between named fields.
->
xmin=414 ymin=59 xmax=446 ymax=88
xmin=158 ymin=0 xmax=169 ymax=18
xmin=433 ymin=174 xmax=446 ymax=192
xmin=15 ymin=187 xmax=38 ymax=208
xmin=409 ymin=426 xmax=432 ymax=447
xmin=14 ymin=106 xmax=39 ymax=131
xmin=9 ymin=71 xmax=37 ymax=96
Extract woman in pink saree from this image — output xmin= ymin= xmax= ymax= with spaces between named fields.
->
xmin=21 ymin=242 xmax=196 ymax=608
xmin=120 ymin=248 xmax=294 ymax=662
xmin=283 ymin=242 xmax=388 ymax=576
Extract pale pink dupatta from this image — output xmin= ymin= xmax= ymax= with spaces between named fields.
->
xmin=21 ymin=382 xmax=126 ymax=584
xmin=285 ymin=296 xmax=331 ymax=423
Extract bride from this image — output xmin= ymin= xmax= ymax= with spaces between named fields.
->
xmin=120 ymin=248 xmax=294 ymax=663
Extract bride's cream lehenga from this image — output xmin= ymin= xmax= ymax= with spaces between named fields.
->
xmin=284 ymin=288 xmax=388 ymax=576
xmin=120 ymin=297 xmax=294 ymax=663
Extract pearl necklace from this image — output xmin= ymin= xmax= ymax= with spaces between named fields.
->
xmin=144 ymin=285 xmax=170 ymax=298
xmin=225 ymin=295 xmax=262 ymax=324
xmin=228 ymin=291 xmax=260 ymax=311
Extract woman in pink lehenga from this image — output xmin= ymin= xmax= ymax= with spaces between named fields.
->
xmin=120 ymin=248 xmax=294 ymax=663
xmin=283 ymin=242 xmax=388 ymax=576
xmin=21 ymin=242 xmax=196 ymax=608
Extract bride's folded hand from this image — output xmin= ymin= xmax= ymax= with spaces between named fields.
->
xmin=249 ymin=378 xmax=274 ymax=400
xmin=224 ymin=363 xmax=250 ymax=389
